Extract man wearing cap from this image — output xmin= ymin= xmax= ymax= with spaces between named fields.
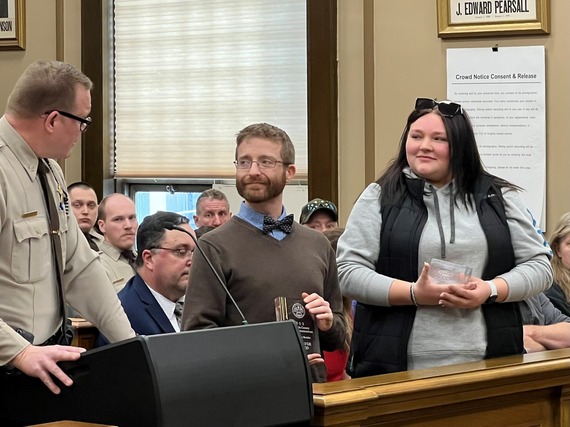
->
xmin=300 ymin=198 xmax=338 ymax=233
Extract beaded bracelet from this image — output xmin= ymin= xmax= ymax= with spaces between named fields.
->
xmin=410 ymin=282 xmax=418 ymax=306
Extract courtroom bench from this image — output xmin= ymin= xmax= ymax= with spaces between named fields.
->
xmin=312 ymin=348 xmax=570 ymax=426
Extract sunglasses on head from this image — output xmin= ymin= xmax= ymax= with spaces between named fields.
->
xmin=415 ymin=98 xmax=463 ymax=118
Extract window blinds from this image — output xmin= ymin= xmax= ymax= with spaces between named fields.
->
xmin=113 ymin=0 xmax=307 ymax=178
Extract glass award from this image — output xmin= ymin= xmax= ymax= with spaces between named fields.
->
xmin=428 ymin=258 xmax=473 ymax=284
xmin=274 ymin=296 xmax=320 ymax=355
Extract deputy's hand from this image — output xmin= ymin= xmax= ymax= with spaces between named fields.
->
xmin=10 ymin=344 xmax=85 ymax=394
xmin=302 ymin=292 xmax=333 ymax=332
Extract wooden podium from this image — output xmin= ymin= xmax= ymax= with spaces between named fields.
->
xmin=312 ymin=348 xmax=570 ymax=426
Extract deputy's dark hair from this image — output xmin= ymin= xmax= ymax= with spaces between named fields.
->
xmin=135 ymin=211 xmax=189 ymax=266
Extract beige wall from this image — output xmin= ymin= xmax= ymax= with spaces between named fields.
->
xmin=338 ymin=0 xmax=570 ymax=234
xmin=0 ymin=0 xmax=82 ymax=182
xmin=3 ymin=1 xmax=568 ymax=233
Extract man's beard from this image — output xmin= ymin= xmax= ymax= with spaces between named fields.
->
xmin=236 ymin=173 xmax=286 ymax=204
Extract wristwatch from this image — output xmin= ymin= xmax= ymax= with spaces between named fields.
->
xmin=485 ymin=280 xmax=498 ymax=304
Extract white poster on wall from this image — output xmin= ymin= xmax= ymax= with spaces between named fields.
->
xmin=447 ymin=46 xmax=546 ymax=227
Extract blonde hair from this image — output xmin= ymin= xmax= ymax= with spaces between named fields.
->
xmin=6 ymin=60 xmax=92 ymax=119
xmin=549 ymin=212 xmax=570 ymax=300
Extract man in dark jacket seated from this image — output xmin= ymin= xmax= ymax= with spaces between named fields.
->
xmin=98 ymin=211 xmax=195 ymax=345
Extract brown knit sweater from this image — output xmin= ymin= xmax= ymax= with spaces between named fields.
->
xmin=182 ymin=216 xmax=346 ymax=353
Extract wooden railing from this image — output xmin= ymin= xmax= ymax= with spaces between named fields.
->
xmin=69 ymin=317 xmax=98 ymax=350
xmin=312 ymin=349 xmax=570 ymax=426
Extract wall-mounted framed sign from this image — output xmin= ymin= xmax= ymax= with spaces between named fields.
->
xmin=0 ymin=0 xmax=25 ymax=50
xmin=437 ymin=0 xmax=550 ymax=38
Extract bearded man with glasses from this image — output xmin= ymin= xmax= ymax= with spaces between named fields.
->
xmin=183 ymin=122 xmax=346 ymax=383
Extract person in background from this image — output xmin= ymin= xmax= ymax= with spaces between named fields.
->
xmin=300 ymin=198 xmax=338 ymax=233
xmin=195 ymin=225 xmax=215 ymax=239
xmin=337 ymin=97 xmax=552 ymax=377
xmin=183 ymin=123 xmax=346 ymax=382
xmin=545 ymin=212 xmax=570 ymax=317
xmin=97 ymin=193 xmax=138 ymax=291
xmin=521 ymin=293 xmax=570 ymax=352
xmin=0 ymin=60 xmax=134 ymax=403
xmin=193 ymin=188 xmax=231 ymax=229
xmin=67 ymin=181 xmax=103 ymax=251
xmin=323 ymin=227 xmax=353 ymax=381
xmin=99 ymin=212 xmax=195 ymax=343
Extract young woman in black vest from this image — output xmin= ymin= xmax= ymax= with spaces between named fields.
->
xmin=337 ymin=98 xmax=553 ymax=377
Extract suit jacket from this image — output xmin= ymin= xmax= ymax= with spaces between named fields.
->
xmin=118 ymin=274 xmax=176 ymax=336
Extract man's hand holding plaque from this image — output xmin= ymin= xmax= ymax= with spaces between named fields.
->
xmin=275 ymin=295 xmax=321 ymax=355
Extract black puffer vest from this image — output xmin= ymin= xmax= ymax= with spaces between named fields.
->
xmin=348 ymin=174 xmax=523 ymax=378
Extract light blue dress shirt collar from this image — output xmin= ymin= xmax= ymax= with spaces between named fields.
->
xmin=235 ymin=201 xmax=291 ymax=241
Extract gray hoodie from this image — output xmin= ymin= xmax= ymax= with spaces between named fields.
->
xmin=337 ymin=170 xmax=553 ymax=370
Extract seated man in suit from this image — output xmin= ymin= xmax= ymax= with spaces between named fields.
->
xmin=118 ymin=211 xmax=196 ymax=336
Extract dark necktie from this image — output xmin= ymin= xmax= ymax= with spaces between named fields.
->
xmin=121 ymin=250 xmax=137 ymax=269
xmin=37 ymin=159 xmax=66 ymax=335
xmin=85 ymin=233 xmax=100 ymax=251
xmin=174 ymin=300 xmax=184 ymax=328
xmin=262 ymin=214 xmax=294 ymax=234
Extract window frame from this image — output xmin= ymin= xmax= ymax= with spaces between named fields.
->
xmin=80 ymin=0 xmax=337 ymax=204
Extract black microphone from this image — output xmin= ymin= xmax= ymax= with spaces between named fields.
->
xmin=165 ymin=223 xmax=248 ymax=325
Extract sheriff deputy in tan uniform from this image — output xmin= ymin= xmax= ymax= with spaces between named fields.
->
xmin=97 ymin=193 xmax=138 ymax=291
xmin=0 ymin=60 xmax=135 ymax=396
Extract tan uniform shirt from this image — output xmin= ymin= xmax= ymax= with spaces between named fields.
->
xmin=99 ymin=241 xmax=136 ymax=292
xmin=0 ymin=117 xmax=135 ymax=364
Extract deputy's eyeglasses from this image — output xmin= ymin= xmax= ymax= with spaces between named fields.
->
xmin=47 ymin=110 xmax=92 ymax=133
xmin=234 ymin=158 xmax=289 ymax=169
xmin=415 ymin=98 xmax=463 ymax=118
xmin=151 ymin=246 xmax=194 ymax=259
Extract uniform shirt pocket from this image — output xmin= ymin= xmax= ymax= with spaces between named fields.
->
xmin=12 ymin=217 xmax=51 ymax=283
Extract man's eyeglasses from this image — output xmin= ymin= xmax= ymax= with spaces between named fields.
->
xmin=47 ymin=110 xmax=92 ymax=133
xmin=234 ymin=158 xmax=289 ymax=170
xmin=151 ymin=246 xmax=194 ymax=259
xmin=414 ymin=98 xmax=463 ymax=118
